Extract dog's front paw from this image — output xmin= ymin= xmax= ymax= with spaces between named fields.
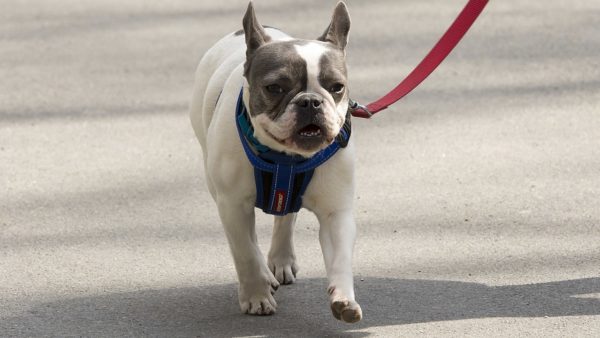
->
xmin=328 ymin=286 xmax=362 ymax=323
xmin=331 ymin=298 xmax=362 ymax=323
xmin=239 ymin=275 xmax=280 ymax=315
xmin=239 ymin=293 xmax=277 ymax=315
xmin=268 ymin=253 xmax=299 ymax=285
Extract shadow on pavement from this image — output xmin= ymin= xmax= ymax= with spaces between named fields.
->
xmin=3 ymin=277 xmax=599 ymax=337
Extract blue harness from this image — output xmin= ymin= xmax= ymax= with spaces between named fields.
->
xmin=235 ymin=89 xmax=351 ymax=215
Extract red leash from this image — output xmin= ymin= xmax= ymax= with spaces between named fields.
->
xmin=350 ymin=0 xmax=489 ymax=118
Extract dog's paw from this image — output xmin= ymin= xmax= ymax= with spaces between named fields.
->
xmin=331 ymin=299 xmax=362 ymax=323
xmin=268 ymin=254 xmax=299 ymax=285
xmin=239 ymin=276 xmax=280 ymax=315
xmin=239 ymin=293 xmax=278 ymax=315
xmin=328 ymin=286 xmax=362 ymax=323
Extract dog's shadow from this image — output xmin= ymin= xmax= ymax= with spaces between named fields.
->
xmin=3 ymin=277 xmax=599 ymax=337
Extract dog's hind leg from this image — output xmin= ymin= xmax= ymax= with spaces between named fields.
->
xmin=268 ymin=213 xmax=299 ymax=285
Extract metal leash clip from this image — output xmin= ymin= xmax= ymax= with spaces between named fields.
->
xmin=348 ymin=98 xmax=373 ymax=118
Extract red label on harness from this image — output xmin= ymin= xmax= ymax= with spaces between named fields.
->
xmin=274 ymin=190 xmax=286 ymax=213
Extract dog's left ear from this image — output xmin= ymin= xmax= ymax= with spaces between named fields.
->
xmin=318 ymin=1 xmax=351 ymax=50
xmin=243 ymin=2 xmax=271 ymax=60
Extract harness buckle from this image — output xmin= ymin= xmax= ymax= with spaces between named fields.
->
xmin=348 ymin=98 xmax=372 ymax=118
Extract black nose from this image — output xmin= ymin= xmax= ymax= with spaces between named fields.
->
xmin=295 ymin=93 xmax=323 ymax=114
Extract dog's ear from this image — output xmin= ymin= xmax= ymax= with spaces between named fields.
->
xmin=243 ymin=2 xmax=271 ymax=61
xmin=318 ymin=1 xmax=351 ymax=50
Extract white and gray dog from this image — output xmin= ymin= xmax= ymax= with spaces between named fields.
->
xmin=190 ymin=1 xmax=362 ymax=323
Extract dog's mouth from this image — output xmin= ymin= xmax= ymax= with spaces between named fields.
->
xmin=263 ymin=122 xmax=332 ymax=156
xmin=297 ymin=124 xmax=323 ymax=138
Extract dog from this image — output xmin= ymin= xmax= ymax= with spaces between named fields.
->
xmin=189 ymin=1 xmax=362 ymax=323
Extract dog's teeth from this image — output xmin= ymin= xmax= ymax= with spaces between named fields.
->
xmin=300 ymin=129 xmax=321 ymax=137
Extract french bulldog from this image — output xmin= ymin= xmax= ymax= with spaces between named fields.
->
xmin=189 ymin=1 xmax=361 ymax=323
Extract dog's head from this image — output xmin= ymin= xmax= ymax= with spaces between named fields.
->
xmin=242 ymin=1 xmax=351 ymax=157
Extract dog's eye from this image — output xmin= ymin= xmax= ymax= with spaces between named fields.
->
xmin=265 ymin=84 xmax=284 ymax=94
xmin=329 ymin=83 xmax=345 ymax=94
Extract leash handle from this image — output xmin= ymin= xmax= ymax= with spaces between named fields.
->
xmin=351 ymin=0 xmax=489 ymax=118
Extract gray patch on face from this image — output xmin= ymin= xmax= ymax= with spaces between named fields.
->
xmin=245 ymin=40 xmax=309 ymax=119
xmin=318 ymin=48 xmax=348 ymax=103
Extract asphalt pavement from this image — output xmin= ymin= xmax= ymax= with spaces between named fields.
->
xmin=1 ymin=0 xmax=599 ymax=336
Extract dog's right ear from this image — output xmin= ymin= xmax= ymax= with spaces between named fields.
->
xmin=243 ymin=1 xmax=271 ymax=75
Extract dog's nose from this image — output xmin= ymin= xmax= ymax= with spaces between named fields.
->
xmin=295 ymin=93 xmax=323 ymax=113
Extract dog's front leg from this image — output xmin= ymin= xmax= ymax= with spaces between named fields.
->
xmin=268 ymin=213 xmax=299 ymax=285
xmin=217 ymin=199 xmax=280 ymax=315
xmin=317 ymin=209 xmax=362 ymax=323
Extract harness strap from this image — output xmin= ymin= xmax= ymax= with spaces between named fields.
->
xmin=351 ymin=0 xmax=488 ymax=118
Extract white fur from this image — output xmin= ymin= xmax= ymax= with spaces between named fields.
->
xmin=252 ymin=111 xmax=297 ymax=150
xmin=189 ymin=28 xmax=360 ymax=320
xmin=295 ymin=42 xmax=327 ymax=93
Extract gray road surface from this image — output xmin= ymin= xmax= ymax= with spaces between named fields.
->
xmin=1 ymin=0 xmax=599 ymax=336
